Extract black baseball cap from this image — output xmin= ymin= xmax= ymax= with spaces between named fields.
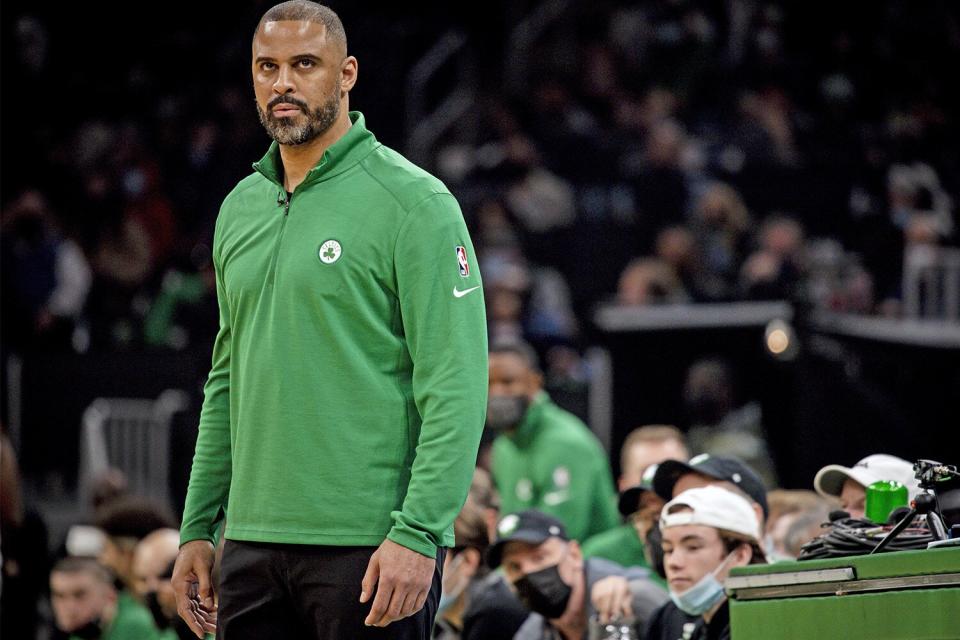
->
xmin=652 ymin=454 xmax=769 ymax=518
xmin=486 ymin=510 xmax=568 ymax=569
xmin=618 ymin=463 xmax=661 ymax=517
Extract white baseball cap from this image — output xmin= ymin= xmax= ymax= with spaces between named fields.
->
xmin=660 ymin=485 xmax=761 ymax=543
xmin=814 ymin=454 xmax=920 ymax=500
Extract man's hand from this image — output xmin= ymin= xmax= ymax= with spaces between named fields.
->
xmin=360 ymin=538 xmax=435 ymax=627
xmin=590 ymin=575 xmax=634 ymax=624
xmin=172 ymin=540 xmax=218 ymax=638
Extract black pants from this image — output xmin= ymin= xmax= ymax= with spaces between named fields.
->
xmin=217 ymin=540 xmax=444 ymax=640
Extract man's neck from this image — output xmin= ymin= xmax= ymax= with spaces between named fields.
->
xmin=101 ymin=598 xmax=118 ymax=628
xmin=703 ymin=596 xmax=727 ymax=624
xmin=279 ymin=109 xmax=352 ymax=193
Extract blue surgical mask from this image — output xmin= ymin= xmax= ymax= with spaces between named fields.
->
xmin=438 ymin=554 xmax=469 ymax=616
xmin=669 ymin=551 xmax=736 ymax=616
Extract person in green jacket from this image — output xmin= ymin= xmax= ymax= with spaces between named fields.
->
xmin=172 ymin=3 xmax=488 ymax=639
xmin=50 ymin=557 xmax=162 ymax=640
xmin=582 ymin=425 xmax=688 ymax=578
xmin=488 ymin=340 xmax=618 ymax=542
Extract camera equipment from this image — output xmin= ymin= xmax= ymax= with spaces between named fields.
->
xmin=870 ymin=459 xmax=960 ymax=554
xmin=798 ymin=512 xmax=933 ymax=560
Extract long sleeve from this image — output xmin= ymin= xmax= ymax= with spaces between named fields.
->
xmin=387 ymin=193 xmax=488 ymax=557
xmin=180 ymin=216 xmax=233 ymax=546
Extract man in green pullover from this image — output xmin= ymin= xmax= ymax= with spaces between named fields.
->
xmin=50 ymin=557 xmax=161 ymax=640
xmin=171 ymin=3 xmax=487 ymax=639
xmin=488 ymin=341 xmax=619 ymax=542
xmin=582 ymin=425 xmax=688 ymax=579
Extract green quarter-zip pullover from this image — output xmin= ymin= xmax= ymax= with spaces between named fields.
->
xmin=491 ymin=392 xmax=620 ymax=541
xmin=181 ymin=112 xmax=488 ymax=557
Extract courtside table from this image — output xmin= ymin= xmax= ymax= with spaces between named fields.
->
xmin=726 ymin=547 xmax=960 ymax=639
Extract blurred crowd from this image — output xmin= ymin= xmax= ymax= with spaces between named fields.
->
xmin=0 ymin=341 xmax=927 ymax=638
xmin=3 ymin=1 xmax=958 ymax=358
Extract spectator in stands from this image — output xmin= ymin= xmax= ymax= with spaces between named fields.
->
xmin=49 ymin=556 xmax=160 ymax=639
xmin=633 ymin=119 xmax=691 ymax=236
xmin=488 ymin=341 xmax=620 ymax=542
xmin=132 ymin=528 xmax=190 ymax=638
xmin=0 ymin=189 xmax=92 ymax=350
xmin=813 ymin=454 xmax=920 ymax=520
xmin=617 ymin=257 xmax=690 ymax=306
xmin=655 ymin=225 xmax=727 ymax=302
xmin=435 ymin=469 xmax=527 ymax=640
xmin=782 ymin=505 xmax=831 ymax=559
xmin=62 ymin=470 xmax=129 ymax=560
xmin=739 ymin=215 xmax=806 ymax=301
xmin=94 ymin=495 xmax=176 ymax=622
xmin=644 ymin=486 xmax=767 ymax=640
xmin=763 ymin=490 xmax=832 ymax=562
xmin=582 ymin=425 xmax=688 ymax=570
xmin=488 ymin=510 xmax=666 ymax=640
xmin=587 ymin=462 xmax=675 ymax=627
xmin=652 ymin=454 xmax=769 ymax=529
xmin=690 ymin=183 xmax=753 ymax=294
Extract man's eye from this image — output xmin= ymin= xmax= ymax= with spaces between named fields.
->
xmin=297 ymin=59 xmax=314 ymax=68
xmin=261 ymin=62 xmax=275 ymax=71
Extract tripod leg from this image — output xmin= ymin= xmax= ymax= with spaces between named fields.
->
xmin=870 ymin=508 xmax=917 ymax=554
xmin=927 ymin=512 xmax=947 ymax=541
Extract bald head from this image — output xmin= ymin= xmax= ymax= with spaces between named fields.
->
xmin=254 ymin=1 xmax=347 ymax=58
xmin=132 ymin=528 xmax=180 ymax=598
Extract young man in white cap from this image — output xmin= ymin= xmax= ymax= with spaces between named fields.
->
xmin=644 ymin=486 xmax=766 ymax=640
xmin=813 ymin=454 xmax=920 ymax=519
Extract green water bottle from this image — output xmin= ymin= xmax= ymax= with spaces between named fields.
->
xmin=865 ymin=480 xmax=908 ymax=523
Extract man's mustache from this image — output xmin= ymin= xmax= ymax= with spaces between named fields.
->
xmin=267 ymin=97 xmax=309 ymax=111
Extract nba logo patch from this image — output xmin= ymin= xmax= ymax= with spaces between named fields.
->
xmin=456 ymin=245 xmax=470 ymax=277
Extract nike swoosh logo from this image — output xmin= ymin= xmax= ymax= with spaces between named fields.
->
xmin=453 ymin=285 xmax=481 ymax=298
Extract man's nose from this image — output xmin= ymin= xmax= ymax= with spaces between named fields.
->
xmin=273 ymin=65 xmax=295 ymax=94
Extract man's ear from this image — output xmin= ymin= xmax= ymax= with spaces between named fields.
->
xmin=568 ymin=540 xmax=584 ymax=568
xmin=733 ymin=542 xmax=753 ymax=567
xmin=462 ymin=547 xmax=482 ymax=577
xmin=526 ymin=370 xmax=544 ymax=399
xmin=340 ymin=56 xmax=358 ymax=93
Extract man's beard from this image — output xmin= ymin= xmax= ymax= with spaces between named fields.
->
xmin=257 ymin=85 xmax=340 ymax=146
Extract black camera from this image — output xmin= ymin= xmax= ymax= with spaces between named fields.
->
xmin=913 ymin=459 xmax=960 ymax=530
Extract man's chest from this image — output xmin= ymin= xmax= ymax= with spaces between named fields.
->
xmin=219 ymin=199 xmax=398 ymax=306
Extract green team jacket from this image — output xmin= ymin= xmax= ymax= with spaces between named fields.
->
xmin=491 ymin=393 xmax=619 ymax=541
xmin=180 ymin=112 xmax=488 ymax=557
xmin=68 ymin=591 xmax=160 ymax=640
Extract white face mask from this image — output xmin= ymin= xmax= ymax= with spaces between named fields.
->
xmin=438 ymin=553 xmax=470 ymax=615
xmin=668 ymin=550 xmax=737 ymax=617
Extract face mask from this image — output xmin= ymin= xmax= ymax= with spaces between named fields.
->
xmin=646 ymin=522 xmax=666 ymax=580
xmin=145 ymin=591 xmax=171 ymax=629
xmin=438 ymin=554 xmax=469 ymax=615
xmin=70 ymin=618 xmax=104 ymax=640
xmin=669 ymin=550 xmax=737 ymax=617
xmin=514 ymin=563 xmax=572 ymax=619
xmin=486 ymin=395 xmax=528 ymax=431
